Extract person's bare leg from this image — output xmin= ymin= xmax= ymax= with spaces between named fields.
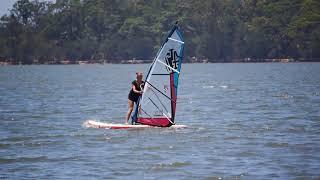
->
xmin=126 ymin=100 xmax=134 ymax=124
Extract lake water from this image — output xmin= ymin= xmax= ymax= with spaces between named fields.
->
xmin=1 ymin=63 xmax=320 ymax=179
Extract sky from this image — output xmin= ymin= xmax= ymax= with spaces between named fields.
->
xmin=0 ymin=0 xmax=55 ymax=16
xmin=0 ymin=0 xmax=16 ymax=16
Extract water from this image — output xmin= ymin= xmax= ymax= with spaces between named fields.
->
xmin=1 ymin=63 xmax=320 ymax=179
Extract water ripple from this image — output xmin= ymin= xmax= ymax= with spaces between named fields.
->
xmin=1 ymin=63 xmax=320 ymax=179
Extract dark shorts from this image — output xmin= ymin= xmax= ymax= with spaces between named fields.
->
xmin=128 ymin=92 xmax=139 ymax=102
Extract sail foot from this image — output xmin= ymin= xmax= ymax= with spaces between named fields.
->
xmin=137 ymin=118 xmax=173 ymax=127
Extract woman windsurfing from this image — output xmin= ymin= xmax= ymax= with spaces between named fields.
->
xmin=125 ymin=72 xmax=144 ymax=124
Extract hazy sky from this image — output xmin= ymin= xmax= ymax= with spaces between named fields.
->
xmin=0 ymin=0 xmax=55 ymax=16
xmin=0 ymin=0 xmax=16 ymax=16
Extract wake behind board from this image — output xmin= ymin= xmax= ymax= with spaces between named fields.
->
xmin=84 ymin=120 xmax=187 ymax=130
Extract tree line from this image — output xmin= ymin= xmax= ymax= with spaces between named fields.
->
xmin=0 ymin=0 xmax=319 ymax=64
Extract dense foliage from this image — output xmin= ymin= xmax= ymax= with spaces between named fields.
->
xmin=0 ymin=0 xmax=319 ymax=64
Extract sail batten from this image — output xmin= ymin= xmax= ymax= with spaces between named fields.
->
xmin=156 ymin=59 xmax=180 ymax=74
xmin=132 ymin=24 xmax=184 ymax=127
xmin=168 ymin=37 xmax=184 ymax=44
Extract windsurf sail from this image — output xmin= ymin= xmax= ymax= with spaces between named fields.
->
xmin=132 ymin=22 xmax=184 ymax=127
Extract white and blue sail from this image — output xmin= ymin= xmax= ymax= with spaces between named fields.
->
xmin=132 ymin=23 xmax=184 ymax=127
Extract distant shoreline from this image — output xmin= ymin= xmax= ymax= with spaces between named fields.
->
xmin=0 ymin=58 xmax=319 ymax=65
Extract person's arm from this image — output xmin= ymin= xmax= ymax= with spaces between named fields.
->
xmin=132 ymin=85 xmax=142 ymax=94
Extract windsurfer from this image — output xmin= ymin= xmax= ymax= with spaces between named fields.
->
xmin=125 ymin=72 xmax=144 ymax=124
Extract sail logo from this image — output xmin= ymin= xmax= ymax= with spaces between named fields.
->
xmin=165 ymin=49 xmax=179 ymax=73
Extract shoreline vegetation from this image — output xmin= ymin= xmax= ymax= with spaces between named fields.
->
xmin=0 ymin=0 xmax=319 ymax=65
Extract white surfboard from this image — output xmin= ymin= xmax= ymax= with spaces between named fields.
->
xmin=84 ymin=120 xmax=187 ymax=129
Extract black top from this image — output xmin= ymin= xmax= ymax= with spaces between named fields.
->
xmin=128 ymin=80 xmax=144 ymax=102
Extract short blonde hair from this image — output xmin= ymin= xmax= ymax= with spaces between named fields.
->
xmin=136 ymin=72 xmax=143 ymax=77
